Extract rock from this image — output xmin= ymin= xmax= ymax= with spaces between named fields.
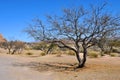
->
xmin=0 ymin=34 xmax=7 ymax=43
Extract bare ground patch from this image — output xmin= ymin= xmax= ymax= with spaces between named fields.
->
xmin=12 ymin=55 xmax=120 ymax=80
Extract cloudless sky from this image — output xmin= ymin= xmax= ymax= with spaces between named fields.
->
xmin=0 ymin=0 xmax=120 ymax=42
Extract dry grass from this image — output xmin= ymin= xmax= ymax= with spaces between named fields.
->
xmin=22 ymin=50 xmax=42 ymax=57
xmin=66 ymin=50 xmax=75 ymax=55
xmin=110 ymin=53 xmax=118 ymax=57
xmin=88 ymin=50 xmax=99 ymax=58
xmin=40 ymin=52 xmax=46 ymax=56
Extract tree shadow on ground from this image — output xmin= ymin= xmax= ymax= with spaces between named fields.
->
xmin=12 ymin=62 xmax=81 ymax=72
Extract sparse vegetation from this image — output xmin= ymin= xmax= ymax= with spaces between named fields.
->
xmin=56 ymin=53 xmax=62 ymax=57
xmin=1 ymin=0 xmax=120 ymax=80
xmin=66 ymin=50 xmax=75 ymax=56
xmin=26 ymin=52 xmax=33 ymax=55
xmin=40 ymin=52 xmax=46 ymax=56
xmin=112 ymin=48 xmax=120 ymax=53
xmin=32 ymin=42 xmax=48 ymax=51
xmin=1 ymin=40 xmax=25 ymax=54
xmin=110 ymin=53 xmax=117 ymax=57
xmin=104 ymin=50 xmax=110 ymax=54
xmin=88 ymin=51 xmax=98 ymax=58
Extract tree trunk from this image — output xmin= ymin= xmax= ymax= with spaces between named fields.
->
xmin=100 ymin=47 xmax=105 ymax=56
xmin=46 ymin=42 xmax=54 ymax=54
xmin=11 ymin=50 xmax=16 ymax=55
xmin=75 ymin=51 xmax=81 ymax=68
xmin=109 ymin=46 xmax=113 ymax=55
xmin=77 ymin=47 xmax=87 ymax=68
xmin=8 ymin=48 xmax=11 ymax=54
xmin=46 ymin=47 xmax=52 ymax=54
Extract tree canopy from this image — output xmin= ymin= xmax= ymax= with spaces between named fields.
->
xmin=25 ymin=3 xmax=120 ymax=68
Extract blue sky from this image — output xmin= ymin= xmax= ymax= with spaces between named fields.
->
xmin=0 ymin=0 xmax=120 ymax=42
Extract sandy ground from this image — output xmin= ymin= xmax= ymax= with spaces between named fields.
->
xmin=0 ymin=52 xmax=120 ymax=80
xmin=0 ymin=54 xmax=54 ymax=80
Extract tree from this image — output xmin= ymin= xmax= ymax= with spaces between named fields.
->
xmin=1 ymin=41 xmax=15 ymax=54
xmin=13 ymin=40 xmax=25 ymax=54
xmin=97 ymin=31 xmax=120 ymax=55
xmin=25 ymin=3 xmax=120 ymax=68
xmin=1 ymin=40 xmax=25 ymax=54
xmin=108 ymin=39 xmax=120 ymax=53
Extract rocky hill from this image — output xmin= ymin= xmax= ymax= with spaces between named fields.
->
xmin=0 ymin=34 xmax=6 ymax=43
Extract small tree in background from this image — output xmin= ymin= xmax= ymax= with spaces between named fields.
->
xmin=13 ymin=40 xmax=25 ymax=54
xmin=32 ymin=42 xmax=48 ymax=51
xmin=108 ymin=39 xmax=120 ymax=53
xmin=1 ymin=40 xmax=25 ymax=54
xmin=25 ymin=3 xmax=120 ymax=68
xmin=97 ymin=32 xmax=120 ymax=55
xmin=1 ymin=41 xmax=15 ymax=54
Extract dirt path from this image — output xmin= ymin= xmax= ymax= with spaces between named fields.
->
xmin=0 ymin=54 xmax=54 ymax=80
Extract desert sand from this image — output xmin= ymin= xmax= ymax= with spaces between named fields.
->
xmin=0 ymin=53 xmax=120 ymax=80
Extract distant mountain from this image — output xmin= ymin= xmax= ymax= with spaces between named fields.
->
xmin=0 ymin=34 xmax=7 ymax=43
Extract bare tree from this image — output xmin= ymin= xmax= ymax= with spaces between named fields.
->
xmin=2 ymin=41 xmax=15 ymax=54
xmin=107 ymin=38 xmax=120 ymax=53
xmin=97 ymin=29 xmax=120 ymax=55
xmin=13 ymin=41 xmax=25 ymax=54
xmin=1 ymin=40 xmax=25 ymax=54
xmin=25 ymin=3 xmax=120 ymax=68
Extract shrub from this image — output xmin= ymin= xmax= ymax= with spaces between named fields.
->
xmin=56 ymin=53 xmax=62 ymax=57
xmin=26 ymin=52 xmax=33 ymax=55
xmin=51 ymin=51 xmax=57 ymax=54
xmin=32 ymin=43 xmax=48 ymax=50
xmin=88 ymin=51 xmax=98 ymax=58
xmin=100 ymin=52 xmax=105 ymax=56
xmin=40 ymin=52 xmax=46 ymax=56
xmin=104 ymin=50 xmax=110 ymax=54
xmin=55 ymin=51 xmax=63 ymax=57
xmin=112 ymin=48 xmax=120 ymax=53
xmin=110 ymin=53 xmax=116 ymax=57
xmin=50 ymin=49 xmax=62 ymax=55
xmin=67 ymin=50 xmax=75 ymax=56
